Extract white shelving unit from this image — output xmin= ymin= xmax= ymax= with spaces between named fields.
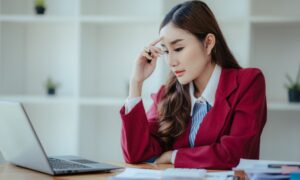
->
xmin=0 ymin=0 xmax=300 ymax=162
xmin=249 ymin=0 xmax=300 ymax=161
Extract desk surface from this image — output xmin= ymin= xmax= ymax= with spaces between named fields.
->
xmin=0 ymin=162 xmax=174 ymax=180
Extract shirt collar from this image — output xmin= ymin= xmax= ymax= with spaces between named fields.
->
xmin=189 ymin=64 xmax=222 ymax=116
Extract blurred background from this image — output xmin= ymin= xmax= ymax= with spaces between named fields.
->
xmin=1 ymin=0 xmax=300 ymax=164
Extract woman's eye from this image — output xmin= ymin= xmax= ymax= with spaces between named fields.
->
xmin=174 ymin=47 xmax=184 ymax=52
xmin=162 ymin=47 xmax=183 ymax=54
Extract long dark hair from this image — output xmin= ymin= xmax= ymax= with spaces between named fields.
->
xmin=156 ymin=0 xmax=241 ymax=149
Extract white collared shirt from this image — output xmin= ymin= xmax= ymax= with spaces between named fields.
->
xmin=189 ymin=64 xmax=221 ymax=115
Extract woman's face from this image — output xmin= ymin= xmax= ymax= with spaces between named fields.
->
xmin=159 ymin=23 xmax=213 ymax=85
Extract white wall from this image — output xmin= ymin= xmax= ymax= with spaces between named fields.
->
xmin=0 ymin=150 xmax=4 ymax=164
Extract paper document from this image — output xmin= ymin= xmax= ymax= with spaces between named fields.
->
xmin=110 ymin=168 xmax=162 ymax=179
xmin=206 ymin=171 xmax=234 ymax=180
xmin=234 ymin=159 xmax=300 ymax=173
xmin=110 ymin=167 xmax=235 ymax=180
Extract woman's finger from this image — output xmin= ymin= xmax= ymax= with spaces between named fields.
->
xmin=149 ymin=37 xmax=163 ymax=46
xmin=142 ymin=48 xmax=160 ymax=60
xmin=149 ymin=46 xmax=163 ymax=55
xmin=142 ymin=52 xmax=152 ymax=60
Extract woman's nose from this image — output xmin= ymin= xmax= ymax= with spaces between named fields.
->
xmin=166 ymin=54 xmax=179 ymax=67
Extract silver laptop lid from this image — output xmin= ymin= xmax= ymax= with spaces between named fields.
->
xmin=0 ymin=101 xmax=54 ymax=175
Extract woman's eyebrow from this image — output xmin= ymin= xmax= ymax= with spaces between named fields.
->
xmin=161 ymin=39 xmax=184 ymax=47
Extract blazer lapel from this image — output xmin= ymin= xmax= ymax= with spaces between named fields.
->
xmin=195 ymin=68 xmax=238 ymax=145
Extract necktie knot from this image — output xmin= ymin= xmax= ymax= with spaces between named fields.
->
xmin=192 ymin=101 xmax=206 ymax=115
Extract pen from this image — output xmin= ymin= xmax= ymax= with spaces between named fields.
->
xmin=147 ymin=51 xmax=152 ymax=63
xmin=268 ymin=164 xmax=300 ymax=168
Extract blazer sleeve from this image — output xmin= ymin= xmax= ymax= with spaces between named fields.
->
xmin=120 ymin=86 xmax=165 ymax=163
xmin=174 ymin=69 xmax=267 ymax=169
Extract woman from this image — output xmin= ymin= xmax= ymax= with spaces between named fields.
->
xmin=120 ymin=0 xmax=267 ymax=169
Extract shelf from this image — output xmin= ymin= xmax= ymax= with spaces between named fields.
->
xmin=78 ymin=99 xmax=300 ymax=111
xmin=79 ymin=97 xmax=152 ymax=109
xmin=0 ymin=96 xmax=154 ymax=107
xmin=0 ymin=15 xmax=77 ymax=23
xmin=268 ymin=102 xmax=300 ymax=111
xmin=1 ymin=94 xmax=298 ymax=111
xmin=251 ymin=16 xmax=300 ymax=24
xmin=3 ymin=16 xmax=289 ymax=25
xmin=0 ymin=95 xmax=77 ymax=104
xmin=2 ymin=96 xmax=299 ymax=111
xmin=80 ymin=16 xmax=160 ymax=24
xmin=80 ymin=97 xmax=124 ymax=106
xmin=0 ymin=15 xmax=162 ymax=24
xmin=0 ymin=96 xmax=126 ymax=106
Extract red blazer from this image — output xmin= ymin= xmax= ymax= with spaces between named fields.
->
xmin=120 ymin=68 xmax=267 ymax=169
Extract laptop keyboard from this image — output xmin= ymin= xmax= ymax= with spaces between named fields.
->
xmin=71 ymin=159 xmax=98 ymax=164
xmin=48 ymin=158 xmax=90 ymax=169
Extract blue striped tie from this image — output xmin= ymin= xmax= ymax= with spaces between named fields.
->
xmin=189 ymin=101 xmax=211 ymax=147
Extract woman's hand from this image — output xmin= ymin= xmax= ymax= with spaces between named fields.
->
xmin=132 ymin=37 xmax=163 ymax=83
xmin=155 ymin=150 xmax=173 ymax=164
xmin=129 ymin=37 xmax=163 ymax=98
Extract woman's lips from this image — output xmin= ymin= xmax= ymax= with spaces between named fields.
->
xmin=175 ymin=70 xmax=185 ymax=77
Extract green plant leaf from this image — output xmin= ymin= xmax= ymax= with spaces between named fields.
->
xmin=45 ymin=78 xmax=59 ymax=89
xmin=285 ymin=73 xmax=295 ymax=87
xmin=35 ymin=0 xmax=45 ymax=7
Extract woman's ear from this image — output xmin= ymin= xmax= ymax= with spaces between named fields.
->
xmin=204 ymin=33 xmax=216 ymax=55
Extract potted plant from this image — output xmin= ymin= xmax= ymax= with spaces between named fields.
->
xmin=285 ymin=65 xmax=300 ymax=102
xmin=45 ymin=78 xmax=60 ymax=95
xmin=34 ymin=0 xmax=46 ymax=15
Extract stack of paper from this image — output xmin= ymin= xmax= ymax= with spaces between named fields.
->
xmin=234 ymin=159 xmax=300 ymax=180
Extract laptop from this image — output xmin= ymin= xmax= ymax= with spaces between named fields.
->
xmin=0 ymin=101 xmax=123 ymax=175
